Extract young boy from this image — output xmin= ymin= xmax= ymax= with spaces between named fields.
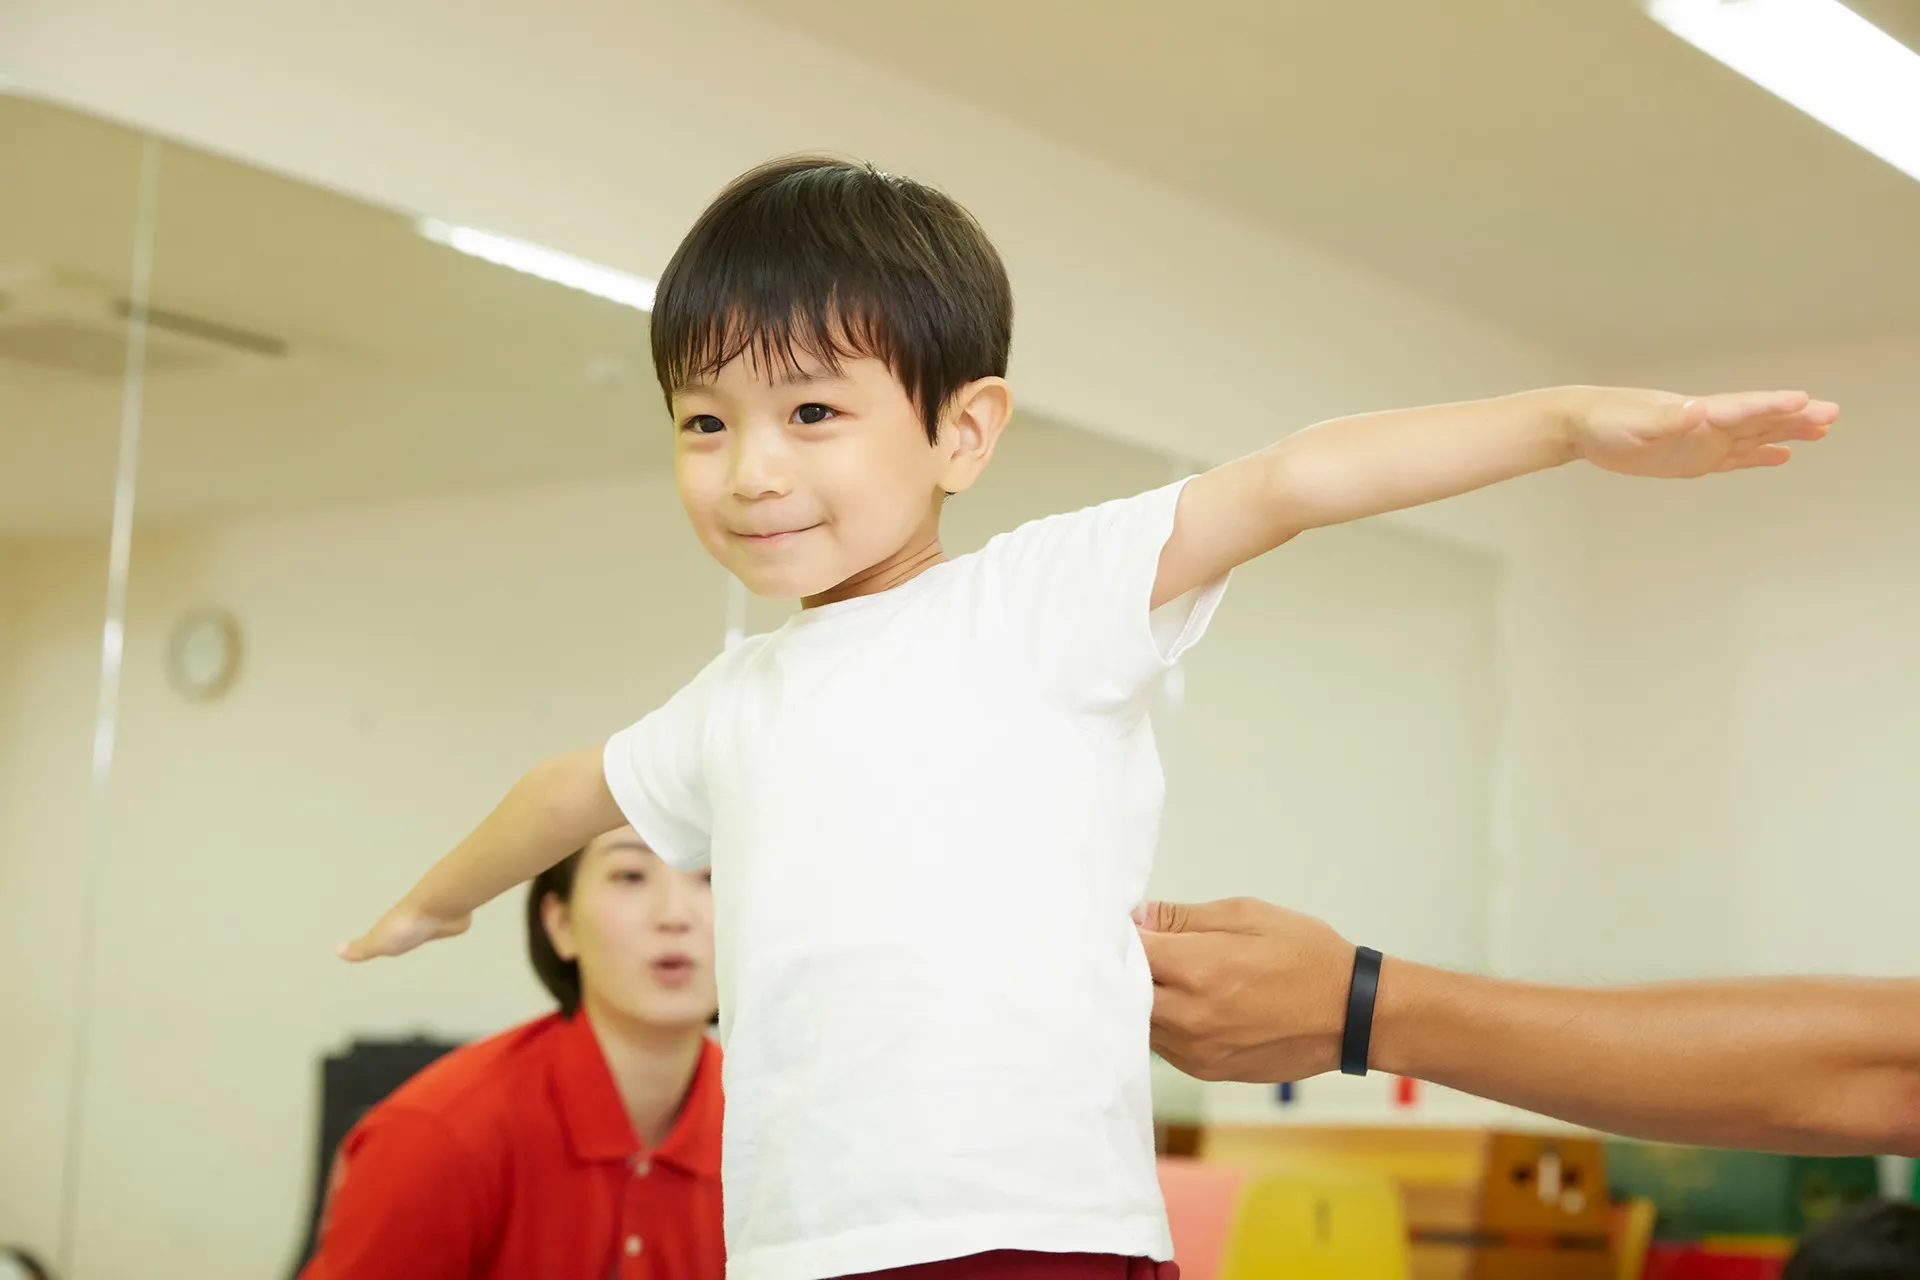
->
xmin=342 ymin=156 xmax=1837 ymax=1280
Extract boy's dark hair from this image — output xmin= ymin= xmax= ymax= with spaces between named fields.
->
xmin=526 ymin=848 xmax=588 ymax=1016
xmin=1786 ymin=1200 xmax=1920 ymax=1280
xmin=651 ymin=154 xmax=1013 ymax=444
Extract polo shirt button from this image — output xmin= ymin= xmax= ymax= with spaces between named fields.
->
xmin=631 ymin=1156 xmax=651 ymax=1177
xmin=625 ymin=1235 xmax=644 ymax=1257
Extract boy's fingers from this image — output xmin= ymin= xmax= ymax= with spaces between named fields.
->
xmin=1756 ymin=417 xmax=1830 ymax=444
xmin=338 ymin=931 xmax=391 ymax=962
xmin=1708 ymin=392 xmax=1841 ymax=442
xmin=1718 ymin=444 xmax=1793 ymax=472
xmin=1800 ymin=398 xmax=1840 ymax=426
xmin=1701 ymin=389 xmax=1809 ymax=427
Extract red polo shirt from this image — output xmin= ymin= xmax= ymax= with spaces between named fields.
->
xmin=301 ymin=1011 xmax=723 ymax=1280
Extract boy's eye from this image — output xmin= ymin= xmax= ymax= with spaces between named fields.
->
xmin=613 ymin=870 xmax=647 ymax=884
xmin=793 ymin=403 xmax=836 ymax=426
xmin=681 ymin=414 xmax=725 ymax=436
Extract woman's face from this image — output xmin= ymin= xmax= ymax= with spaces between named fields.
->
xmin=542 ymin=827 xmax=716 ymax=1029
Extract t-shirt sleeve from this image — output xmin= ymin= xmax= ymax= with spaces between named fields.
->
xmin=603 ymin=653 xmax=729 ymax=870
xmin=980 ymin=478 xmax=1229 ymax=715
xmin=299 ymin=1108 xmax=496 ymax=1280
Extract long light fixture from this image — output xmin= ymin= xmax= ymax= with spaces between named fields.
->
xmin=1646 ymin=0 xmax=1920 ymax=184
xmin=416 ymin=217 xmax=657 ymax=311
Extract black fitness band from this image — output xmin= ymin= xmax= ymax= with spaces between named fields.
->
xmin=1340 ymin=946 xmax=1383 ymax=1076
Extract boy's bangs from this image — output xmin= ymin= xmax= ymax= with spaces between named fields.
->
xmin=657 ymin=286 xmax=906 ymax=399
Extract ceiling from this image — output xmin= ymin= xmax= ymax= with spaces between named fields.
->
xmin=0 ymin=95 xmax=668 ymax=540
xmin=737 ymin=0 xmax=1920 ymax=366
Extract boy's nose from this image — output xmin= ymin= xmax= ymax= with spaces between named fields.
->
xmin=729 ymin=433 xmax=794 ymax=498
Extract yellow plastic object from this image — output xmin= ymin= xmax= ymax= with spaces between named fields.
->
xmin=1218 ymin=1165 xmax=1412 ymax=1280
xmin=1612 ymin=1197 xmax=1656 ymax=1280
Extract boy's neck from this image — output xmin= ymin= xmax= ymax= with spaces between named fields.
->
xmin=580 ymin=997 xmax=708 ymax=1151
xmin=802 ymin=520 xmax=947 ymax=609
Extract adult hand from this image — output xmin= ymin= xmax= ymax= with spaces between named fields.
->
xmin=1135 ymin=897 xmax=1353 ymax=1083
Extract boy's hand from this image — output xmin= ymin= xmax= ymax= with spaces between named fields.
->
xmin=338 ymin=899 xmax=471 ymax=962
xmin=1572 ymin=387 xmax=1837 ymax=478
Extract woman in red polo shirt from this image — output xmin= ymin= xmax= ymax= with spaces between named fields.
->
xmin=303 ymin=827 xmax=723 ymax=1280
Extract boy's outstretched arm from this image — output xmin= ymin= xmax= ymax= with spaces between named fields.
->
xmin=339 ymin=748 xmax=624 ymax=961
xmin=1152 ymin=386 xmax=1838 ymax=608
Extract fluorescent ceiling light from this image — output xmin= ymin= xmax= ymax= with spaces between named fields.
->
xmin=1646 ymin=0 xmax=1920 ymax=183
xmin=417 ymin=217 xmax=656 ymax=311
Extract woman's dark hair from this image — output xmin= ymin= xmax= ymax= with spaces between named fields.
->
xmin=1785 ymin=1200 xmax=1920 ymax=1280
xmin=526 ymin=848 xmax=588 ymax=1016
xmin=650 ymin=154 xmax=1013 ymax=444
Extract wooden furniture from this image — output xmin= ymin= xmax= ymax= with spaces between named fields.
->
xmin=1199 ymin=1125 xmax=1615 ymax=1280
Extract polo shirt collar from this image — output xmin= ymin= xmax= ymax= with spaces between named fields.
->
xmin=551 ymin=1010 xmax=722 ymax=1178
xmin=653 ymin=1037 xmax=723 ymax=1179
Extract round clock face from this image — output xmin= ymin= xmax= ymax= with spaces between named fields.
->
xmin=167 ymin=609 xmax=242 ymax=700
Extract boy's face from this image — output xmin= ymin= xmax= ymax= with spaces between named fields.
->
xmin=671 ymin=352 xmax=1006 ymax=602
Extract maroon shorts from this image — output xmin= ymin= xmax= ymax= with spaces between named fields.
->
xmin=845 ymin=1253 xmax=1179 ymax=1280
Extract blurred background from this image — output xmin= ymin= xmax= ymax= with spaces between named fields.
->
xmin=3 ymin=1 xmax=1918 ymax=1277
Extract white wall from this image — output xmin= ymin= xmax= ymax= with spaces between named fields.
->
xmin=1154 ymin=525 xmax=1499 ymax=969
xmin=1561 ymin=336 xmax=1920 ymax=981
xmin=0 ymin=539 xmax=102 ymax=1260
xmin=0 ymin=419 xmax=1500 ymax=1278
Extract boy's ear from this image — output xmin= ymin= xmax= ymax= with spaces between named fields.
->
xmin=936 ymin=377 xmax=1012 ymax=496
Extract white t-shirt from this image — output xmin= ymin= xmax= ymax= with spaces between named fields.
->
xmin=605 ymin=481 xmax=1226 ymax=1280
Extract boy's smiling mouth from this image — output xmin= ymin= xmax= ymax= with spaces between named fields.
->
xmin=733 ymin=523 xmax=822 ymax=545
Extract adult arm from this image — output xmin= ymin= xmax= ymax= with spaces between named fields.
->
xmin=1139 ymin=897 xmax=1920 ymax=1156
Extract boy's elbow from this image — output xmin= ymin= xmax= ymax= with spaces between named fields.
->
xmin=1249 ymin=445 xmax=1330 ymax=542
xmin=524 ymin=749 xmax=617 ymax=837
